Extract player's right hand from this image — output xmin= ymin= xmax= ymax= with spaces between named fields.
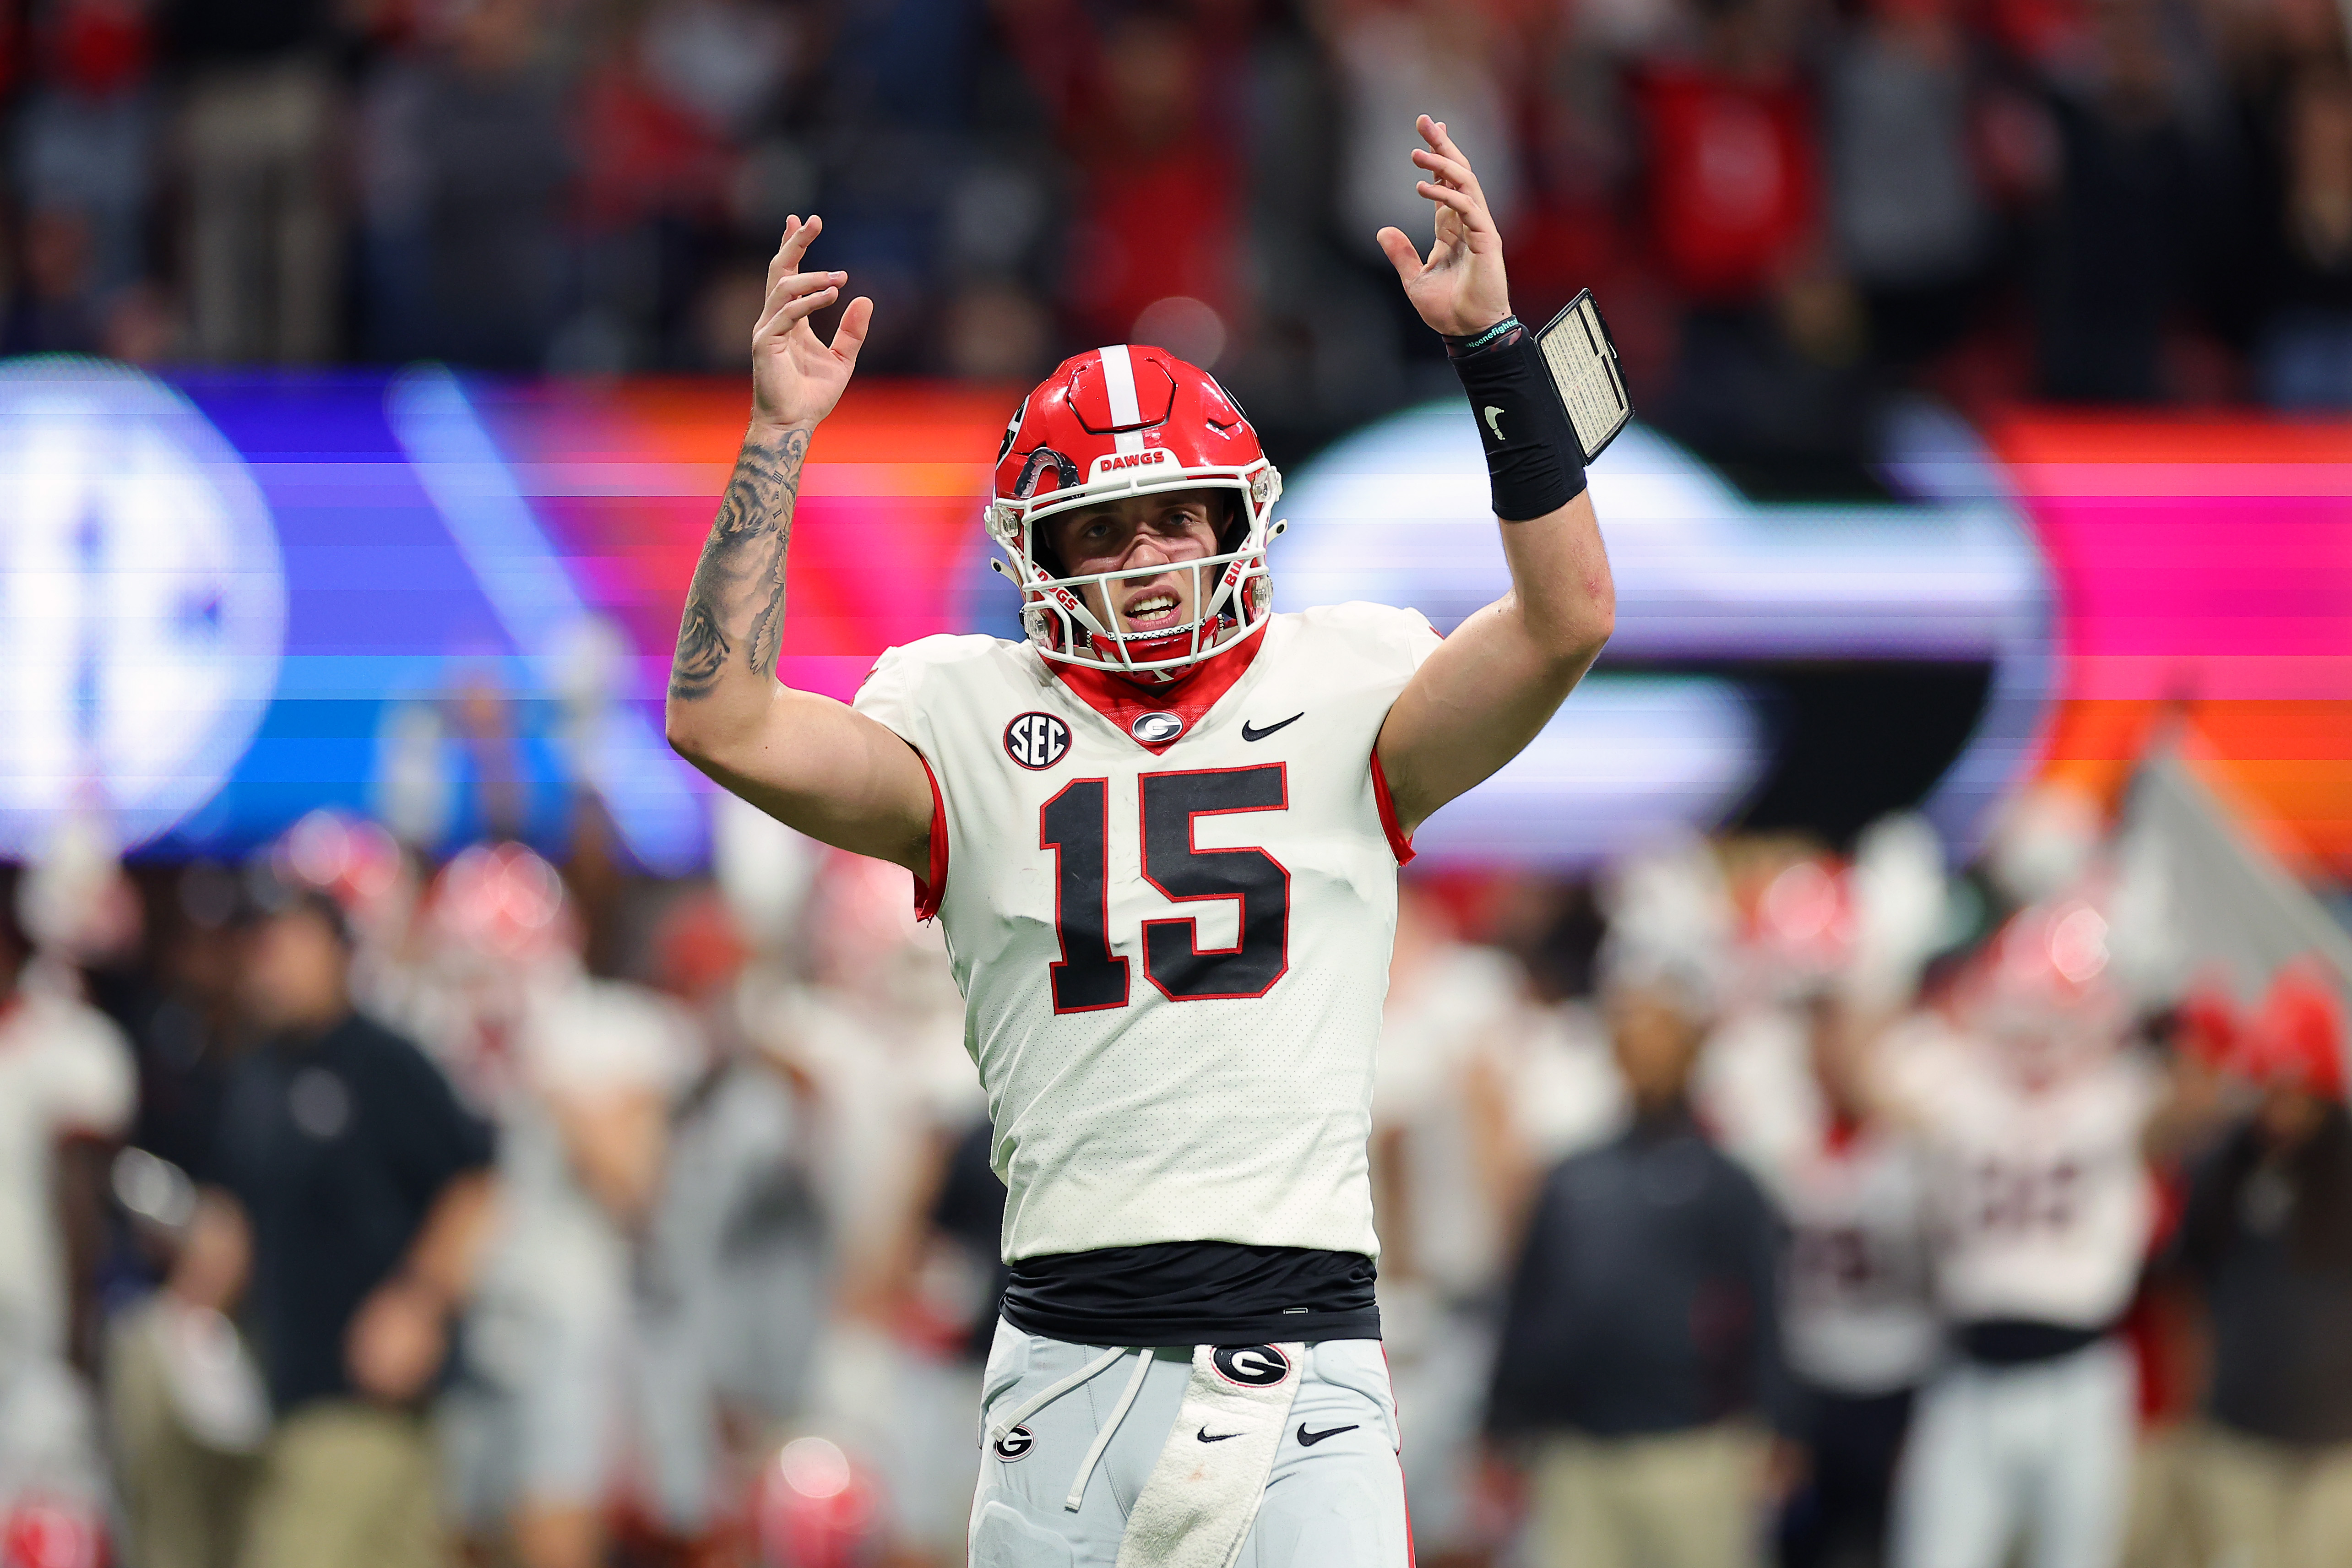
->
xmin=1376 ymin=115 xmax=1512 ymax=340
xmin=751 ymin=215 xmax=873 ymax=436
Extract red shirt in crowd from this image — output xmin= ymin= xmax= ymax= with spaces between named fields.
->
xmin=1632 ymin=61 xmax=1820 ymax=305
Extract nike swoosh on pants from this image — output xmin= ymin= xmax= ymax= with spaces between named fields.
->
xmin=1295 ymin=1423 xmax=1358 ymax=1447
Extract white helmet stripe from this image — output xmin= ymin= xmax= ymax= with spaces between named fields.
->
xmin=1094 ymin=345 xmax=1148 ymax=455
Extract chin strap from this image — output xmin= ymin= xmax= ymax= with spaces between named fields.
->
xmin=1088 ymin=617 xmax=1244 ymax=685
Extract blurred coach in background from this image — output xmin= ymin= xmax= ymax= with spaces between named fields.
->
xmin=196 ymin=886 xmax=495 ymax=1568
xmin=1488 ymin=952 xmax=1784 ymax=1568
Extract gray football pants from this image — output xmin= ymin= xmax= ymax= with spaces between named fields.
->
xmin=968 ymin=1323 xmax=1412 ymax=1568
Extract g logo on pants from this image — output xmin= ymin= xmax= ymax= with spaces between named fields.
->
xmin=1211 ymin=1345 xmax=1292 ymax=1388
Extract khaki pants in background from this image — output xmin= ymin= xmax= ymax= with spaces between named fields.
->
xmin=1529 ymin=1424 xmax=1768 ymax=1568
xmin=108 ymin=1306 xmax=257 ymax=1568
xmin=238 ymin=1402 xmax=445 ymax=1568
xmin=2193 ymin=1423 xmax=2352 ymax=1568
xmin=2119 ymin=1424 xmax=2206 ymax=1568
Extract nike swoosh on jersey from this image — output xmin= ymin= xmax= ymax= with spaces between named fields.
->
xmin=1296 ymin=1423 xmax=1358 ymax=1447
xmin=1483 ymin=406 xmax=1506 ymax=440
xmin=1241 ymin=713 xmax=1304 ymax=742
xmin=1197 ymin=1427 xmax=1242 ymax=1443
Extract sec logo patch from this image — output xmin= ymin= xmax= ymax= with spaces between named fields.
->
xmin=1004 ymin=712 xmax=1071 ymax=770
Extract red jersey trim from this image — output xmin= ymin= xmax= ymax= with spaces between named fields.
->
xmin=1369 ymin=748 xmax=1416 ymax=866
xmin=1046 ymin=624 xmax=1267 ymax=755
xmin=912 ymin=751 xmax=949 ymax=921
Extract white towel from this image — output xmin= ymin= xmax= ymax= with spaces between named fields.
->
xmin=1113 ymin=1344 xmax=1304 ymax=1568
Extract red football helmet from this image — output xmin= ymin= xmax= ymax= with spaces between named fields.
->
xmin=269 ymin=808 xmax=412 ymax=944
xmin=425 ymin=841 xmax=579 ymax=971
xmin=1961 ymin=900 xmax=2124 ymax=1081
xmin=751 ymin=1436 xmax=882 ymax=1568
xmin=3 ymin=1497 xmax=103 ymax=1568
xmin=2241 ymin=959 xmax=2347 ymax=1100
xmin=1749 ymin=856 xmax=1858 ymax=987
xmin=986 ymin=344 xmax=1282 ymax=676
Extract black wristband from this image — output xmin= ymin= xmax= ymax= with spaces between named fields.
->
xmin=1443 ymin=316 xmax=1524 ymax=358
xmin=1448 ymin=321 xmax=1588 ymax=521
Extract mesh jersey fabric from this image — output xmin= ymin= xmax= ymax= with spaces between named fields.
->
xmin=853 ymin=602 xmax=1442 ymax=1264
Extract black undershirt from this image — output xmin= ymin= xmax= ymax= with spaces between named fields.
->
xmin=1001 ymin=1243 xmax=1381 ymax=1346
xmin=1957 ymin=1318 xmax=2108 ymax=1365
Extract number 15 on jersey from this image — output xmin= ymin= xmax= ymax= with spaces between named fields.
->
xmin=1040 ymin=765 xmax=1291 ymax=1013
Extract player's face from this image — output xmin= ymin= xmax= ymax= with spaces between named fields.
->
xmin=2258 ymin=1082 xmax=2329 ymax=1149
xmin=1608 ymin=986 xmax=1706 ymax=1113
xmin=1041 ymin=490 xmax=1222 ymax=636
xmin=1806 ymin=993 xmax=1871 ymax=1120
xmin=241 ymin=906 xmax=350 ymax=1033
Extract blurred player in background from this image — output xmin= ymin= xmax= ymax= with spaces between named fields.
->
xmin=1771 ymin=986 xmax=1935 ymax=1568
xmin=770 ymin=853 xmax=983 ymax=1567
xmin=0 ymin=867 xmax=134 ymax=1567
xmin=409 ymin=843 xmax=695 ymax=1568
xmin=1885 ymin=903 xmax=2159 ymax=1568
xmin=1708 ymin=838 xmax=1944 ymax=1568
xmin=1369 ymin=883 xmax=1532 ymax=1566
xmin=663 ymin=112 xmax=1615 ymax=1566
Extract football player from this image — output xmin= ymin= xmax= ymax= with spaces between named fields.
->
xmin=1884 ymin=904 xmax=2160 ymax=1568
xmin=664 ymin=114 xmax=1615 ymax=1567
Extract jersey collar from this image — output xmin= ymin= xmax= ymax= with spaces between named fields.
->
xmin=1047 ymin=625 xmax=1267 ymax=756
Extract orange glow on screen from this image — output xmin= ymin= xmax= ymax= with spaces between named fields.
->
xmin=1990 ymin=414 xmax=2352 ymax=875
xmin=481 ymin=379 xmax=1019 ymax=699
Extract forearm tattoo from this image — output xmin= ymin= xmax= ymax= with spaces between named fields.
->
xmin=669 ymin=426 xmax=809 ymax=700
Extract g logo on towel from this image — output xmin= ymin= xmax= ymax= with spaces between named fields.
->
xmin=992 ymin=1425 xmax=1035 ymax=1461
xmin=1210 ymin=1345 xmax=1292 ymax=1388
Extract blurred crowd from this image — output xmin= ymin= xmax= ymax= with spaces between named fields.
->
xmin=7 ymin=0 xmax=2352 ymax=459
xmin=0 ymin=772 xmax=2347 ymax=1568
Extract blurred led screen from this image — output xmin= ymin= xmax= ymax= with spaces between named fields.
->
xmin=1990 ymin=415 xmax=2352 ymax=877
xmin=1270 ymin=403 xmax=2053 ymax=863
xmin=1 ymin=358 xmax=2345 ymax=874
xmin=0 ymin=363 xmax=1011 ymax=872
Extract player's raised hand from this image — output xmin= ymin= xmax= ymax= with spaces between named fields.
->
xmin=1375 ymin=115 xmax=1512 ymax=339
xmin=751 ymin=215 xmax=873 ymax=434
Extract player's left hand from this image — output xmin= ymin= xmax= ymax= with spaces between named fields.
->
xmin=346 ymin=1275 xmax=449 ymax=1405
xmin=1376 ymin=114 xmax=1512 ymax=339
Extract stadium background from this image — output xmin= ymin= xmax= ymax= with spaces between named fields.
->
xmin=0 ymin=0 xmax=2349 ymax=1561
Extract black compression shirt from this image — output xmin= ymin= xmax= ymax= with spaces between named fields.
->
xmin=1001 ymin=1243 xmax=1380 ymax=1346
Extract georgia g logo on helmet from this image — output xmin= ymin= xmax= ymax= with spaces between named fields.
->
xmin=986 ymin=344 xmax=1284 ymax=679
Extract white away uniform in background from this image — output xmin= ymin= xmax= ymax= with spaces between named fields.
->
xmin=445 ymin=975 xmax=699 ymax=1529
xmin=1887 ymin=1026 xmax=2158 ymax=1568
xmin=1774 ymin=1125 xmax=1938 ymax=1400
xmin=0 ymin=985 xmax=135 ymax=1511
xmin=853 ymin=602 xmax=1437 ymax=1568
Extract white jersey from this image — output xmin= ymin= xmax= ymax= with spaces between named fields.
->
xmin=1889 ymin=1023 xmax=2156 ymax=1330
xmin=484 ymin=973 xmax=699 ymax=1315
xmin=0 ymin=987 xmax=134 ymax=1367
xmin=1776 ymin=1125 xmax=1939 ymax=1395
xmin=1371 ymin=940 xmax=1525 ymax=1301
xmin=853 ymin=602 xmax=1440 ymax=1263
